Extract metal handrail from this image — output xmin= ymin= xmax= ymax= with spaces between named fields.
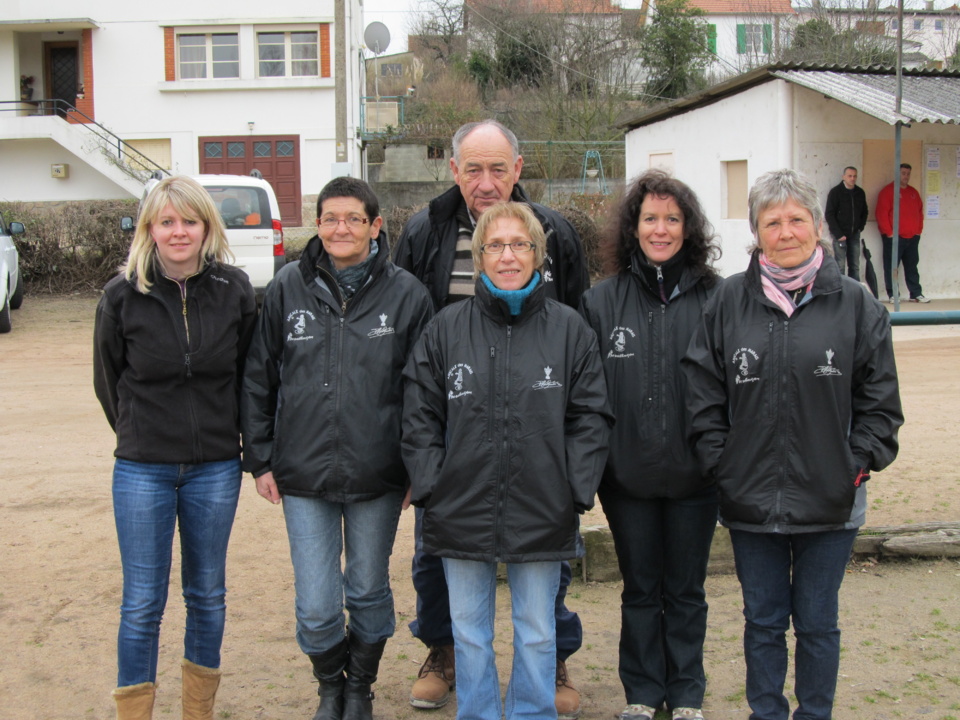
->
xmin=0 ymin=98 xmax=169 ymax=180
xmin=889 ymin=310 xmax=960 ymax=326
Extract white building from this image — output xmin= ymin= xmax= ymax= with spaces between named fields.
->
xmin=622 ymin=64 xmax=960 ymax=297
xmin=0 ymin=1 xmax=371 ymax=228
xmin=685 ymin=0 xmax=797 ymax=76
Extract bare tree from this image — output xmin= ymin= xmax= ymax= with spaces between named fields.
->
xmin=408 ymin=0 xmax=467 ymax=65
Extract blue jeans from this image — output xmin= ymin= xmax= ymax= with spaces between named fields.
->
xmin=730 ymin=528 xmax=858 ymax=720
xmin=443 ymin=558 xmax=561 ymax=720
xmin=832 ymin=231 xmax=861 ymax=281
xmin=112 ymin=457 xmax=241 ymax=686
xmin=410 ymin=508 xmax=582 ymax=659
xmin=282 ymin=491 xmax=403 ymax=655
xmin=599 ymin=486 xmax=718 ymax=709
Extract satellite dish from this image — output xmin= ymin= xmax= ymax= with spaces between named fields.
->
xmin=364 ymin=22 xmax=391 ymax=55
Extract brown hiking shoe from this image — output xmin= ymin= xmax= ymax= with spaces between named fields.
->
xmin=555 ymin=659 xmax=581 ymax=719
xmin=409 ymin=645 xmax=456 ymax=709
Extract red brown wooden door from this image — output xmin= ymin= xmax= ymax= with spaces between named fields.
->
xmin=199 ymin=135 xmax=301 ymax=226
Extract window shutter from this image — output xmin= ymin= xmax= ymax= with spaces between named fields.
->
xmin=708 ymin=24 xmax=717 ymax=54
xmin=762 ymin=24 xmax=772 ymax=53
xmin=737 ymin=24 xmax=746 ymax=54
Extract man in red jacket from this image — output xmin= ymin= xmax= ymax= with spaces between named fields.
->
xmin=876 ymin=163 xmax=929 ymax=302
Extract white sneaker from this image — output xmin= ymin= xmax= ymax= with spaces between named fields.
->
xmin=673 ymin=709 xmax=705 ymax=720
xmin=910 ymin=295 xmax=931 ymax=303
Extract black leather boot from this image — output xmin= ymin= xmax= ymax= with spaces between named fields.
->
xmin=341 ymin=636 xmax=387 ymax=720
xmin=308 ymin=638 xmax=349 ymax=720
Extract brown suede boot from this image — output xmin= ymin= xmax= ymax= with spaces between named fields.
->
xmin=409 ymin=645 xmax=455 ymax=709
xmin=182 ymin=658 xmax=222 ymax=720
xmin=112 ymin=681 xmax=156 ymax=720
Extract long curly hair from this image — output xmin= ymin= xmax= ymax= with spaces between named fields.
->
xmin=605 ymin=169 xmax=720 ymax=282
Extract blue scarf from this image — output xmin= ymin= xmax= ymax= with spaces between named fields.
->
xmin=481 ymin=271 xmax=540 ymax=317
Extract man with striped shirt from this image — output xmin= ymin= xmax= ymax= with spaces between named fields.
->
xmin=392 ymin=119 xmax=589 ymax=719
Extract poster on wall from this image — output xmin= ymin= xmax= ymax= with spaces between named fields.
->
xmin=927 ymin=146 xmax=940 ymax=171
xmin=926 ymin=195 xmax=940 ymax=219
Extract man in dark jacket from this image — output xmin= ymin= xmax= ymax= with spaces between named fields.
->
xmin=392 ymin=119 xmax=589 ymax=718
xmin=824 ymin=166 xmax=868 ymax=281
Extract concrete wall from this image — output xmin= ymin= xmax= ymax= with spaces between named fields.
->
xmin=0 ymin=138 xmax=132 ymax=201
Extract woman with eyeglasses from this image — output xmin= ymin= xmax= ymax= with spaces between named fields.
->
xmin=241 ymin=177 xmax=434 ymax=720
xmin=402 ymin=201 xmax=613 ymax=720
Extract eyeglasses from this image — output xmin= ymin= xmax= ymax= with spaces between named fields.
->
xmin=319 ymin=216 xmax=369 ymax=229
xmin=480 ymin=241 xmax=535 ymax=254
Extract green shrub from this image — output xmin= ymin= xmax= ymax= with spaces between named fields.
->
xmin=0 ymin=199 xmax=138 ymax=294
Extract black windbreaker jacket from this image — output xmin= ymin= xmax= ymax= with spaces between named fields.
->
xmin=392 ymin=184 xmax=589 ymax=310
xmin=94 ymin=262 xmax=257 ymax=464
xmin=402 ymin=277 xmax=613 ymax=563
xmin=240 ymin=234 xmax=434 ymax=501
xmin=580 ymin=259 xmax=720 ymax=499
xmin=682 ymin=252 xmax=903 ymax=532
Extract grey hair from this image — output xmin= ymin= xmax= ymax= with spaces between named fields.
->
xmin=452 ymin=120 xmax=520 ymax=165
xmin=748 ymin=169 xmax=824 ymax=239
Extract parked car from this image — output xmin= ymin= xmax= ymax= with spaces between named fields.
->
xmin=124 ymin=171 xmax=285 ymax=296
xmin=1 ymin=214 xmax=25 ymax=334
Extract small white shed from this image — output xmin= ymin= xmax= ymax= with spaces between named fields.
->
xmin=622 ymin=63 xmax=960 ymax=298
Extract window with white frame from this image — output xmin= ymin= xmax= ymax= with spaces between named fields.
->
xmin=890 ymin=19 xmax=899 ymax=31
xmin=913 ymin=19 xmax=923 ymax=30
xmin=178 ymin=33 xmax=239 ymax=79
xmin=257 ymin=31 xmax=319 ymax=77
xmin=935 ymin=19 xmax=944 ymax=31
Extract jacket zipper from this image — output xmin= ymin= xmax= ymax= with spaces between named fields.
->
xmin=493 ymin=325 xmax=512 ymax=562
xmin=773 ymin=319 xmax=789 ymax=529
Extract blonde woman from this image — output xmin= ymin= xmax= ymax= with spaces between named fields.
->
xmin=94 ymin=176 xmax=257 ymax=719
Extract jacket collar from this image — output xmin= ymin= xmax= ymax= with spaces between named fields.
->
xmin=298 ymin=231 xmax=389 ymax=286
xmin=744 ymin=246 xmax=843 ymax=301
xmin=428 ymin=183 xmax=536 ymax=227
xmin=474 ymin=272 xmax=546 ymax=325
xmin=628 ymin=247 xmax=698 ymax=299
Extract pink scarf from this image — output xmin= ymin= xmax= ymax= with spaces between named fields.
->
xmin=758 ymin=245 xmax=824 ymax=317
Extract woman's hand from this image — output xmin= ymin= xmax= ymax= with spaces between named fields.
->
xmin=255 ymin=471 xmax=282 ymax=504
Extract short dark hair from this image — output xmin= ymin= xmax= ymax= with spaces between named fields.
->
xmin=606 ymin=169 xmax=720 ymax=281
xmin=317 ymin=176 xmax=380 ymax=220
xmin=844 ymin=166 xmax=858 ymax=174
xmin=900 ymin=163 xmax=912 ymax=170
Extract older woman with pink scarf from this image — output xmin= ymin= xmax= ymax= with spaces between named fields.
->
xmin=682 ymin=169 xmax=903 ymax=720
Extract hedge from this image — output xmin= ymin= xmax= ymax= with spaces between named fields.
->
xmin=1 ymin=200 xmax=138 ymax=294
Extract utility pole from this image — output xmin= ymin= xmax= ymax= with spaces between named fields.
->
xmin=335 ymin=0 xmax=347 ymax=164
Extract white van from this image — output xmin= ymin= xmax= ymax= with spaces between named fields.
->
xmin=133 ymin=171 xmax=285 ymax=296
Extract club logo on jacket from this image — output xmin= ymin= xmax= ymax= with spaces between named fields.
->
xmin=814 ymin=348 xmax=842 ymax=377
xmin=367 ymin=313 xmax=396 ymax=338
xmin=447 ymin=363 xmax=475 ymax=399
xmin=607 ymin=326 xmax=636 ymax=359
xmin=286 ymin=309 xmax=317 ymax=342
xmin=732 ymin=347 xmax=760 ymax=384
xmin=543 ymin=253 xmax=554 ymax=284
xmin=533 ymin=365 xmax=563 ymax=390
xmin=208 ymin=274 xmax=230 ymax=285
